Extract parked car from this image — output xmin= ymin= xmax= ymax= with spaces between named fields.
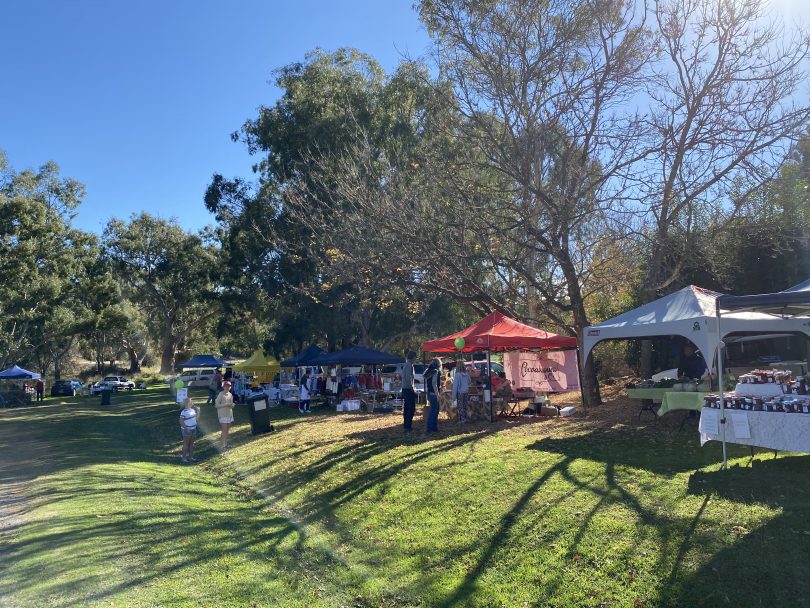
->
xmin=101 ymin=376 xmax=135 ymax=391
xmin=166 ymin=369 xmax=216 ymax=387
xmin=88 ymin=382 xmax=109 ymax=394
xmin=50 ymin=379 xmax=83 ymax=397
xmin=380 ymin=363 xmax=427 ymax=388
xmin=465 ymin=360 xmax=505 ymax=377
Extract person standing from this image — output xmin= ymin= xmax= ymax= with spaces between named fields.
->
xmin=206 ymin=374 xmax=217 ymax=405
xmin=214 ymin=368 xmax=223 ymax=392
xmin=424 ymin=358 xmax=441 ymax=434
xmin=401 ymin=351 xmax=417 ymax=433
xmin=677 ymin=344 xmax=707 ymax=380
xmin=215 ymin=380 xmax=234 ymax=449
xmin=452 ymin=361 xmax=470 ymax=424
xmin=35 ymin=379 xmax=44 ymax=401
xmin=299 ymin=373 xmax=311 ymax=413
xmin=178 ymin=397 xmax=199 ymax=463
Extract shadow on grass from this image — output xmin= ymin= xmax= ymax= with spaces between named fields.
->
xmin=0 ymin=391 xmax=360 ymax=607
xmin=669 ymin=456 xmax=810 ymax=608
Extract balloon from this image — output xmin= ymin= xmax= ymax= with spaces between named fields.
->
xmin=174 ymin=379 xmax=185 ymax=389
xmin=454 ymin=337 xmax=466 ymax=350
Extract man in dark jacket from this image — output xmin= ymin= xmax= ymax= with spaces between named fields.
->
xmin=423 ymin=358 xmax=441 ymax=433
xmin=402 ymin=351 xmax=417 ymax=433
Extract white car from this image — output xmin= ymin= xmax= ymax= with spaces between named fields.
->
xmin=87 ymin=377 xmax=134 ymax=393
xmin=380 ymin=363 xmax=427 ymax=389
xmin=167 ymin=369 xmax=216 ymax=387
xmin=102 ymin=376 xmax=135 ymax=390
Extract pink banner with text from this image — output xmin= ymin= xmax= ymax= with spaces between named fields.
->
xmin=503 ymin=351 xmax=579 ymax=393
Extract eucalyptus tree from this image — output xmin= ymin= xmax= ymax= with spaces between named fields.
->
xmin=103 ymin=213 xmax=221 ymax=373
xmin=0 ymin=151 xmax=91 ymax=371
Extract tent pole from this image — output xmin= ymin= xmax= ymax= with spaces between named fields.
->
xmin=715 ymin=301 xmax=727 ymax=469
xmin=487 ymin=349 xmax=494 ymax=423
xmin=575 ymin=348 xmax=586 ymax=410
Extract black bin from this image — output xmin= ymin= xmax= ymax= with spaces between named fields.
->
xmin=246 ymin=396 xmax=273 ymax=435
xmin=100 ymin=389 xmax=112 ymax=406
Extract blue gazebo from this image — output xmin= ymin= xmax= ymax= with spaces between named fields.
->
xmin=0 ymin=365 xmax=41 ymax=380
xmin=174 ymin=354 xmax=230 ymax=370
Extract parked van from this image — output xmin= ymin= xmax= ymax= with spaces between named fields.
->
xmin=380 ymin=363 xmax=427 ymax=388
xmin=167 ymin=369 xmax=216 ymax=387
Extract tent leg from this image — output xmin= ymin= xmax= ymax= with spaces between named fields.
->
xmin=715 ymin=305 xmax=727 ymax=470
xmin=576 ymin=349 xmax=586 ymax=409
xmin=487 ymin=350 xmax=494 ymax=423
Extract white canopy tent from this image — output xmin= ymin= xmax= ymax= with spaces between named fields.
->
xmin=582 ymin=285 xmax=810 ymax=371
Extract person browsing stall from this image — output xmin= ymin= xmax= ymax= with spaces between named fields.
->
xmin=423 ymin=358 xmax=442 ymax=433
xmin=299 ymin=373 xmax=311 ymax=414
xmin=401 ymin=351 xmax=417 ymax=433
xmin=451 ymin=361 xmax=470 ymax=424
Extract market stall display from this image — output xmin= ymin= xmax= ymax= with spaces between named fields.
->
xmin=710 ymin=281 xmax=810 ymax=463
xmin=699 ymin=406 xmax=810 ymax=453
xmin=423 ymin=311 xmax=578 ymax=421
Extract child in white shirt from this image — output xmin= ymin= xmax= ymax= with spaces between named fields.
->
xmin=179 ymin=397 xmax=199 ymax=463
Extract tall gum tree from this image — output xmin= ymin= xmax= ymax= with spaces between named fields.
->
xmin=633 ymin=0 xmax=810 ymax=376
xmin=103 ymin=213 xmax=221 ymax=373
xmin=418 ymin=0 xmax=655 ymax=405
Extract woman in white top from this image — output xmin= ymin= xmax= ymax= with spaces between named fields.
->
xmin=299 ymin=374 xmax=311 ymax=413
xmin=215 ymin=381 xmax=234 ymax=449
xmin=178 ymin=397 xmax=199 ymax=463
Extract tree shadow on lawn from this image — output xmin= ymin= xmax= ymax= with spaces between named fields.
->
xmin=0 ymin=497 xmax=313 ymax=607
xmin=416 ymin=424 xmax=734 ymax=607
xmin=669 ymin=455 xmax=810 ymax=608
xmin=517 ymin=428 xmax=810 ymax=608
xmin=528 ymin=424 xmax=743 ymax=475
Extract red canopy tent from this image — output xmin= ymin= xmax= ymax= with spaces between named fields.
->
xmin=422 ymin=311 xmax=577 ymax=353
xmin=422 ymin=312 xmax=579 ymax=421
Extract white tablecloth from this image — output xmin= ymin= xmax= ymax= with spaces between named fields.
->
xmin=733 ymin=383 xmax=785 ymax=398
xmin=699 ymin=407 xmax=810 ymax=453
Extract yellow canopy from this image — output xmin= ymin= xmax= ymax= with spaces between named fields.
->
xmin=232 ymin=349 xmax=280 ymax=383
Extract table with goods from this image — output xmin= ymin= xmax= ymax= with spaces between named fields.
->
xmin=699 ymin=369 xmax=810 ymax=453
xmin=626 ymin=378 xmax=711 ymax=419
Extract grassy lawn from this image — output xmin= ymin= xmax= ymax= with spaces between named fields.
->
xmin=1 ymin=388 xmax=809 ymax=607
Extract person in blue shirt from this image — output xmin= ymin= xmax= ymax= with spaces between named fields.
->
xmin=677 ymin=344 xmax=707 ymax=380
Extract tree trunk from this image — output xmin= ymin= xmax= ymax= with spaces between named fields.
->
xmin=127 ymin=346 xmax=141 ymax=373
xmin=559 ymin=252 xmax=603 ymax=406
xmin=160 ymin=339 xmax=176 ymax=375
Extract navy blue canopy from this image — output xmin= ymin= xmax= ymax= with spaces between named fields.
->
xmin=310 ymin=346 xmax=404 ymax=366
xmin=718 ymin=281 xmax=810 ymax=317
xmin=0 ymin=365 xmax=41 ymax=379
xmin=280 ymin=344 xmax=325 ymax=367
xmin=175 ymin=354 xmax=229 ymax=370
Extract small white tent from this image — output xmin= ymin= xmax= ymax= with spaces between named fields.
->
xmin=582 ymin=285 xmax=810 ymax=368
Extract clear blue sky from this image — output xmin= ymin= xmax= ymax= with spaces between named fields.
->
xmin=2 ymin=1 xmax=807 ymax=235
xmin=0 ymin=0 xmax=431 ymax=233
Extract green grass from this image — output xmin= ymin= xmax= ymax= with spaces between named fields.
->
xmin=1 ymin=389 xmax=809 ymax=607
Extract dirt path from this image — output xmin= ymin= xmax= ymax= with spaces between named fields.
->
xmin=0 ymin=411 xmax=59 ymax=608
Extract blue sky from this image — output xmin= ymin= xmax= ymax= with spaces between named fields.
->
xmin=0 ymin=0 xmax=431 ymax=233
xmin=2 ymin=1 xmax=808 ymax=235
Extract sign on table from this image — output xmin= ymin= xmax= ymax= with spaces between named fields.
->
xmin=701 ymin=408 xmax=720 ymax=435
